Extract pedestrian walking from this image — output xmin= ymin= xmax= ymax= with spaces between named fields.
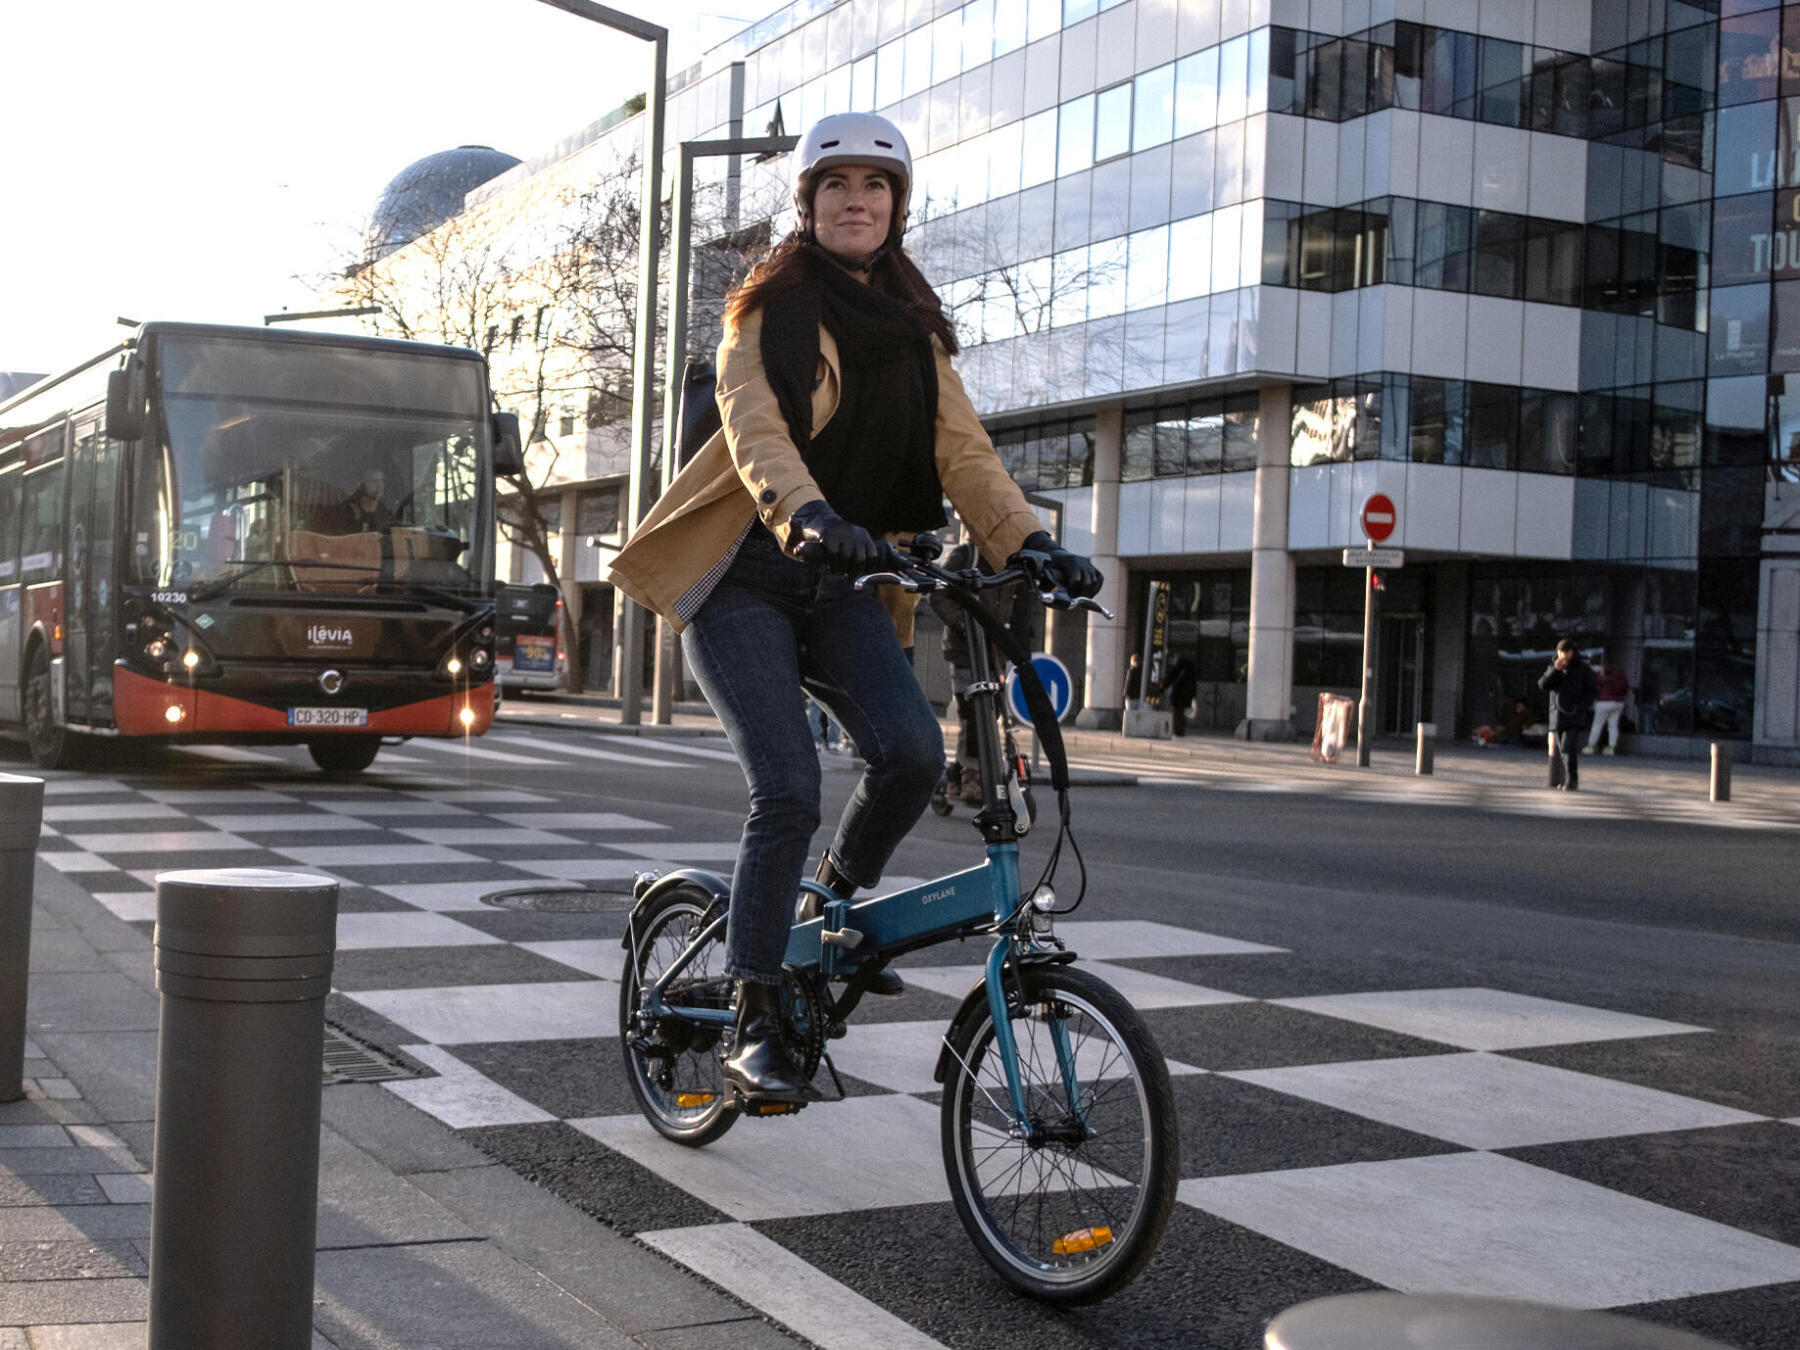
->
xmin=809 ymin=697 xmax=841 ymax=753
xmin=1539 ymin=639 xmax=1598 ymax=791
xmin=1587 ymin=660 xmax=1630 ymax=755
xmin=1165 ymin=657 xmax=1198 ymax=737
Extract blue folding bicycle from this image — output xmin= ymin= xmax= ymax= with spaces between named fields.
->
xmin=619 ymin=538 xmax=1178 ymax=1303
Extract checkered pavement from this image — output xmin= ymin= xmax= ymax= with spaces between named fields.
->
xmin=27 ymin=737 xmax=1800 ymax=1350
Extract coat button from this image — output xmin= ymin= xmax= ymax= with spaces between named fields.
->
xmin=759 ymin=488 xmax=776 ymax=504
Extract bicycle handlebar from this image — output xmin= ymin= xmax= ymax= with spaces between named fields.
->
xmin=844 ymin=536 xmax=1115 ymax=619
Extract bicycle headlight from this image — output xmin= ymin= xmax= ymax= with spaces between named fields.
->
xmin=1030 ymin=885 xmax=1057 ymax=913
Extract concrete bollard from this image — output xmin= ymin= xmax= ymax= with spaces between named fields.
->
xmin=148 ymin=868 xmax=339 ymax=1350
xmin=1266 ymin=1291 xmax=1736 ymax=1349
xmin=1415 ymin=723 xmax=1436 ymax=776
xmin=1710 ymin=742 xmax=1732 ymax=803
xmin=0 ymin=774 xmax=47 ymax=1103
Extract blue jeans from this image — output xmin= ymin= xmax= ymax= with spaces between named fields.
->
xmin=681 ymin=528 xmax=944 ymax=984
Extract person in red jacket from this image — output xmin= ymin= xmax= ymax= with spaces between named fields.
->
xmin=1587 ymin=660 xmax=1631 ymax=755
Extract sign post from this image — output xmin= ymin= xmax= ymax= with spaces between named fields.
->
xmin=1354 ymin=494 xmax=1398 ymax=767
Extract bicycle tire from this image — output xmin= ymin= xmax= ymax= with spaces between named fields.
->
xmin=618 ymin=884 xmax=737 ymax=1146
xmin=940 ymin=964 xmax=1178 ymax=1303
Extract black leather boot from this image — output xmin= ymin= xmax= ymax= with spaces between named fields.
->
xmin=723 ymin=979 xmax=821 ymax=1104
xmin=806 ymin=855 xmax=905 ymax=997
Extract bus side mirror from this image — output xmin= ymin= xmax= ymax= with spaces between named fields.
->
xmin=105 ymin=360 xmax=147 ymax=441
xmin=491 ymin=412 xmax=524 ymax=477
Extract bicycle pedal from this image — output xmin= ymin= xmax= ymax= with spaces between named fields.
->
xmin=738 ymin=1097 xmax=809 ymax=1117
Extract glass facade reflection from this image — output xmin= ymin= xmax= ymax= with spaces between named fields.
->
xmin=406 ymin=0 xmax=1800 ymax=753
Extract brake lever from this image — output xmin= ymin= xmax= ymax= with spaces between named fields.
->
xmin=1073 ymin=596 xmax=1115 ymax=619
xmin=852 ymin=571 xmax=918 ymax=592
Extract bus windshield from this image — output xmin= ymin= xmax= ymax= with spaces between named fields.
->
xmin=135 ymin=334 xmax=490 ymax=598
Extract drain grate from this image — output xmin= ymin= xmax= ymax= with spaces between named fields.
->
xmin=322 ymin=1024 xmax=419 ymax=1085
xmin=481 ymin=884 xmax=636 ymax=914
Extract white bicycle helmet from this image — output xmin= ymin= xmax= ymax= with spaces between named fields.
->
xmin=792 ymin=112 xmax=913 ymax=247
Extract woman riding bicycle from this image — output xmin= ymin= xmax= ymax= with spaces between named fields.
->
xmin=608 ymin=111 xmax=1101 ymax=1106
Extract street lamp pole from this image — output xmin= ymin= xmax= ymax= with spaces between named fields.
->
xmin=650 ymin=132 xmax=796 ymax=723
xmin=534 ymin=0 xmax=666 ymax=724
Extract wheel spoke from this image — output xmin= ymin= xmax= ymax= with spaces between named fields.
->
xmin=945 ymin=972 xmax=1172 ymax=1298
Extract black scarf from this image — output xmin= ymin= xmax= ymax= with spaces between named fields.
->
xmin=759 ymin=248 xmax=945 ymax=535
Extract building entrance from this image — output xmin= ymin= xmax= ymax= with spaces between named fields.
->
xmin=1379 ymin=613 xmax=1425 ymax=734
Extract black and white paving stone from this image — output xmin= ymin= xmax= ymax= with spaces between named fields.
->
xmin=24 ymin=735 xmax=1800 ymax=1350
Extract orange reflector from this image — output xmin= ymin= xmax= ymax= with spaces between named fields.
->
xmin=1052 ymin=1226 xmax=1114 ymax=1255
xmin=674 ymin=1093 xmax=716 ymax=1108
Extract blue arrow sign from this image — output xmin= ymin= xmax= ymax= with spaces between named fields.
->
xmin=1006 ymin=653 xmax=1072 ymax=728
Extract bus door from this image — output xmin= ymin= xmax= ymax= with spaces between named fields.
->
xmin=0 ymin=467 xmax=19 ymax=722
xmin=18 ymin=431 xmax=66 ymax=711
xmin=64 ymin=417 xmax=121 ymax=726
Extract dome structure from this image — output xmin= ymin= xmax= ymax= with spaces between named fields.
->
xmin=365 ymin=145 xmax=521 ymax=261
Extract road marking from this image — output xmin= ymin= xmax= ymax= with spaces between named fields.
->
xmin=403 ymin=737 xmax=563 ymax=765
xmin=482 ymin=731 xmax=695 ymax=768
xmin=640 ymin=1222 xmax=948 ymax=1350
xmin=171 ymin=744 xmax=287 ymax=764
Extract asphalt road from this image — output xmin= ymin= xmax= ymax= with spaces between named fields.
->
xmin=11 ymin=721 xmax=1799 ymax=1348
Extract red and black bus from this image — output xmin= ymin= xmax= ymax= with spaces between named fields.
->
xmin=0 ymin=322 xmax=523 ymax=771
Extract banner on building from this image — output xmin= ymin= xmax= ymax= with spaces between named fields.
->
xmin=1313 ymin=693 xmax=1355 ymax=764
xmin=1142 ymin=581 xmax=1169 ymax=708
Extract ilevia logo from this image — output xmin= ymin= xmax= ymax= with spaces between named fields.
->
xmin=307 ymin=624 xmax=355 ymax=649
xmin=920 ymin=885 xmax=955 ymax=906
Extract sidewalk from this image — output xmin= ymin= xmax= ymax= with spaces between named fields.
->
xmin=497 ymin=689 xmax=1800 ymax=815
xmin=2 ymin=861 xmax=800 ymax=1349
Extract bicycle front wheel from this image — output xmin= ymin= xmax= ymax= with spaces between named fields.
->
xmin=941 ymin=965 xmax=1178 ymax=1303
xmin=619 ymin=884 xmax=736 ymax=1147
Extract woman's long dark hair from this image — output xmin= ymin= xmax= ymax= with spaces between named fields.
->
xmin=725 ymin=229 xmax=959 ymax=355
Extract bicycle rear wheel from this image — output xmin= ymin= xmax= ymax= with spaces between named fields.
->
xmin=941 ymin=964 xmax=1178 ymax=1303
xmin=619 ymin=884 xmax=737 ymax=1146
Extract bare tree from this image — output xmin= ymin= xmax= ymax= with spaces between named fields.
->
xmin=330 ymin=148 xmax=672 ymax=691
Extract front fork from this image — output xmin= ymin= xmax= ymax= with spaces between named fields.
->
xmin=979 ymin=849 xmax=1086 ymax=1135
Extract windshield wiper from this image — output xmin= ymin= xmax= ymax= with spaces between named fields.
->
xmin=371 ymin=579 xmax=480 ymax=613
xmin=189 ymin=558 xmax=381 ymax=601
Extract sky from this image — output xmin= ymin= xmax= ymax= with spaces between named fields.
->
xmin=1 ymin=0 xmax=770 ymax=376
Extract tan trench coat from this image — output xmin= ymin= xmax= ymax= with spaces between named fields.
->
xmin=606 ymin=303 xmax=1046 ymax=648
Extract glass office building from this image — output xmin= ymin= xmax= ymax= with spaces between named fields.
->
xmin=472 ymin=0 xmax=1800 ymax=757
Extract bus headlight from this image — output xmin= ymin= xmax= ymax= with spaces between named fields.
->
xmin=458 ymin=705 xmax=476 ymax=728
xmin=164 ymin=704 xmax=186 ymax=724
xmin=471 ymin=649 xmax=491 ymax=670
xmin=182 ymin=650 xmax=200 ymax=670
xmin=446 ymin=657 xmax=463 ymax=675
xmin=146 ymin=639 xmax=169 ymax=662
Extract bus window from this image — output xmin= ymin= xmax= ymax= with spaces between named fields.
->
xmin=20 ymin=467 xmax=63 ymax=584
xmin=0 ymin=469 xmax=19 ymax=582
xmin=153 ymin=334 xmax=485 ymax=596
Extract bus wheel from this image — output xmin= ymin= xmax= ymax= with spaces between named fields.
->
xmin=23 ymin=645 xmax=78 ymax=770
xmin=308 ymin=737 xmax=380 ymax=773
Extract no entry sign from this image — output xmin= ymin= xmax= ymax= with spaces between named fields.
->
xmin=1361 ymin=493 xmax=1397 ymax=543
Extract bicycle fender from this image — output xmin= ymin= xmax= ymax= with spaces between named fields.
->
xmin=933 ymin=978 xmax=993 ymax=1084
xmin=618 ymin=867 xmax=732 ymax=949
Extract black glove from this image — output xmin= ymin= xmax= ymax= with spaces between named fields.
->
xmin=1008 ymin=531 xmax=1103 ymax=598
xmin=788 ymin=499 xmax=880 ymax=572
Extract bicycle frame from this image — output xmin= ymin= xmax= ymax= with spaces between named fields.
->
xmin=633 ymin=565 xmax=1077 ymax=1129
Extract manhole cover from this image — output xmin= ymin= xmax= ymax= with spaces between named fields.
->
xmin=481 ymin=885 xmax=636 ymax=913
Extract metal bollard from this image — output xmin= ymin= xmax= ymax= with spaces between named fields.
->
xmin=148 ymin=868 xmax=339 ymax=1350
xmin=1266 ymin=1291 xmax=1736 ymax=1349
xmin=1415 ymin=722 xmax=1436 ymax=776
xmin=0 ymin=774 xmax=47 ymax=1103
xmin=1710 ymin=742 xmax=1732 ymax=803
